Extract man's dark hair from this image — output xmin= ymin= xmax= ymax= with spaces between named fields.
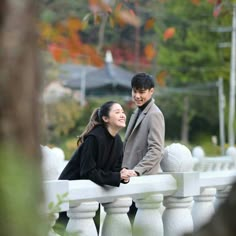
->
xmin=131 ymin=72 xmax=155 ymax=90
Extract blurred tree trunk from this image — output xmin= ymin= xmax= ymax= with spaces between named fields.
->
xmin=0 ymin=1 xmax=47 ymax=235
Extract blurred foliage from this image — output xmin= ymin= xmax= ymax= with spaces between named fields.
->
xmin=40 ymin=51 xmax=60 ymax=87
xmin=43 ymin=96 xmax=82 ymax=143
xmin=0 ymin=145 xmax=48 ymax=236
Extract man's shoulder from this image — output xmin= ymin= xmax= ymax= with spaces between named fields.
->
xmin=148 ymin=102 xmax=163 ymax=114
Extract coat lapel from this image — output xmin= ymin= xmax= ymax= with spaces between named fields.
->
xmin=125 ymin=99 xmax=155 ymax=139
xmin=125 ymin=109 xmax=139 ymax=140
xmin=130 ymin=99 xmax=154 ymax=134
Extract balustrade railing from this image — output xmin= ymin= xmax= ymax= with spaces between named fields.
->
xmin=43 ymin=143 xmax=236 ymax=236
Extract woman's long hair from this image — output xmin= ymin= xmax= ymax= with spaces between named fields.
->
xmin=77 ymin=101 xmax=116 ymax=146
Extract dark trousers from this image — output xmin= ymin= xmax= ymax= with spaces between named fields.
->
xmin=128 ymin=201 xmax=137 ymax=225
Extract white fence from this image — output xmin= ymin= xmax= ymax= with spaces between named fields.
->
xmin=43 ymin=144 xmax=236 ymax=236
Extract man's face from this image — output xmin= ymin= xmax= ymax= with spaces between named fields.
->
xmin=132 ymin=87 xmax=154 ymax=107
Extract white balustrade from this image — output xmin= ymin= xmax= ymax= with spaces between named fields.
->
xmin=66 ymin=175 xmax=176 ymax=236
xmin=42 ymin=144 xmax=236 ymax=236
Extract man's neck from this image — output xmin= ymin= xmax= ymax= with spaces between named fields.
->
xmin=138 ymin=98 xmax=152 ymax=111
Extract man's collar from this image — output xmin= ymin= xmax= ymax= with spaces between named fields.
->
xmin=138 ymin=98 xmax=152 ymax=111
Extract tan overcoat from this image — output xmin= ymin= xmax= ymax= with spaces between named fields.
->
xmin=122 ymin=99 xmax=165 ymax=175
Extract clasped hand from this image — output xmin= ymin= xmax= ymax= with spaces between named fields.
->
xmin=120 ymin=168 xmax=137 ymax=183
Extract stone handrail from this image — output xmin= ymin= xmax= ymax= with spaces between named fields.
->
xmin=43 ymin=143 xmax=236 ymax=236
xmin=192 ymin=146 xmax=236 ymax=172
xmin=193 ymin=156 xmax=235 ymax=172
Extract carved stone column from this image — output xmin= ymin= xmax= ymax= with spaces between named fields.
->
xmin=101 ymin=197 xmax=132 ymax=236
xmin=163 ymin=196 xmax=193 ymax=236
xmin=215 ymin=186 xmax=232 ymax=209
xmin=66 ymin=201 xmax=99 ymax=236
xmin=133 ymin=194 xmax=164 ymax=236
xmin=192 ymin=187 xmax=216 ymax=231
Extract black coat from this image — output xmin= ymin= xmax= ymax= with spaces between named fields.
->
xmin=59 ymin=125 xmax=123 ymax=187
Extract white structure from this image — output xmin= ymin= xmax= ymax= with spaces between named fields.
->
xmin=192 ymin=146 xmax=205 ymax=159
xmin=192 ymin=146 xmax=236 ymax=172
xmin=43 ymin=143 xmax=236 ymax=236
xmin=41 ymin=145 xmax=66 ymax=180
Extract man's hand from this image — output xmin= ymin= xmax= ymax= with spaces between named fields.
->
xmin=120 ymin=168 xmax=138 ymax=182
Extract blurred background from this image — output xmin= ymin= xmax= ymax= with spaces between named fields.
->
xmin=38 ymin=0 xmax=236 ymax=159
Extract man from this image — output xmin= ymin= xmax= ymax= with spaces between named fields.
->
xmin=122 ymin=72 xmax=165 ymax=177
xmin=121 ymin=72 xmax=165 ymax=222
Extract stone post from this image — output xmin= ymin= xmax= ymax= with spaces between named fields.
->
xmin=66 ymin=201 xmax=99 ymax=236
xmin=215 ymin=186 xmax=232 ymax=209
xmin=161 ymin=143 xmax=197 ymax=236
xmin=101 ymin=197 xmax=132 ymax=236
xmin=192 ymin=187 xmax=216 ymax=231
xmin=163 ymin=196 xmax=193 ymax=236
xmin=133 ymin=194 xmax=164 ymax=236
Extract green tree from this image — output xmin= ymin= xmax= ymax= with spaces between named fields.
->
xmin=155 ymin=0 xmax=230 ymax=143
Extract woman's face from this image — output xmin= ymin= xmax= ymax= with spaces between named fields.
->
xmin=103 ymin=103 xmax=126 ymax=129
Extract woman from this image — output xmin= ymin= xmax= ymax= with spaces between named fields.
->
xmin=59 ymin=101 xmax=129 ymax=186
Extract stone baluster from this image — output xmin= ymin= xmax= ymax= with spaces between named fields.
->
xmin=213 ymin=162 xmax=221 ymax=171
xmin=101 ymin=197 xmax=132 ymax=236
xmin=192 ymin=187 xmax=216 ymax=231
xmin=226 ymin=146 xmax=236 ymax=169
xmin=66 ymin=201 xmax=99 ymax=236
xmin=215 ymin=185 xmax=232 ymax=209
xmin=133 ymin=194 xmax=164 ymax=236
xmin=161 ymin=143 xmax=198 ymax=236
xmin=163 ymin=196 xmax=193 ymax=236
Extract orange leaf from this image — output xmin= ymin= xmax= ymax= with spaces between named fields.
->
xmin=88 ymin=0 xmax=100 ymax=13
xmin=144 ymin=43 xmax=156 ymax=61
xmin=145 ymin=18 xmax=155 ymax=31
xmin=48 ymin=44 xmax=65 ymax=62
xmin=213 ymin=0 xmax=222 ymax=18
xmin=129 ymin=9 xmax=136 ymax=16
xmin=89 ymin=0 xmax=112 ymax=13
xmin=115 ymin=3 xmax=123 ymax=11
xmin=163 ymin=27 xmax=176 ymax=41
xmin=156 ymin=71 xmax=168 ymax=87
xmin=115 ymin=10 xmax=141 ymax=27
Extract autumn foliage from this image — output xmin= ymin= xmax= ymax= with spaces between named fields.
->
xmin=39 ymin=18 xmax=104 ymax=66
xmin=163 ymin=27 xmax=176 ymax=41
xmin=39 ymin=0 xmax=222 ymax=68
